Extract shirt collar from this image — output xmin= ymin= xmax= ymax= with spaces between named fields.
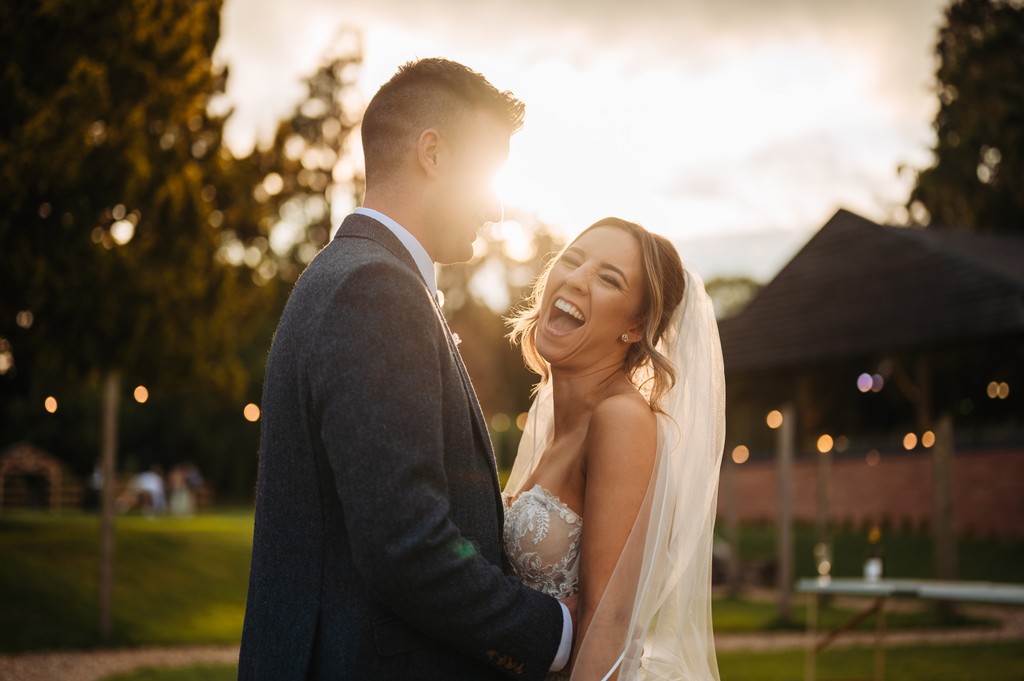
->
xmin=353 ymin=207 xmax=437 ymax=296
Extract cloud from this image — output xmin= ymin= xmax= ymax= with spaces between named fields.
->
xmin=214 ymin=0 xmax=949 ymax=277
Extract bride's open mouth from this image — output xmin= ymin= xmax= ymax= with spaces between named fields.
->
xmin=545 ymin=297 xmax=586 ymax=336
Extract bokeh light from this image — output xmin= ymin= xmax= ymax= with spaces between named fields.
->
xmin=731 ymin=445 xmax=750 ymax=464
xmin=0 ymin=338 xmax=12 ymax=376
xmin=921 ymin=430 xmax=936 ymax=448
xmin=515 ymin=412 xmax=529 ymax=431
xmin=903 ymin=432 xmax=918 ymax=450
xmin=985 ymin=380 xmax=1009 ymax=399
xmin=110 ymin=219 xmax=135 ymax=245
xmin=44 ymin=396 xmax=58 ymax=414
xmin=134 ymin=385 xmax=149 ymax=404
xmin=817 ymin=434 xmax=834 ymax=454
xmin=865 ymin=449 xmax=881 ymax=466
xmin=765 ymin=410 xmax=783 ymax=429
xmin=871 ymin=373 xmax=885 ymax=392
xmin=856 ymin=373 xmax=873 ymax=393
xmin=490 ymin=413 xmax=511 ymax=433
xmin=243 ymin=403 xmax=261 ymax=422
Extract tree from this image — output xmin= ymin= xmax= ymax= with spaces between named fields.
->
xmin=908 ymin=0 xmax=1024 ymax=234
xmin=0 ymin=0 xmax=277 ymax=639
xmin=231 ymin=27 xmax=365 ymax=284
xmin=705 ymin=276 xmax=761 ymax=319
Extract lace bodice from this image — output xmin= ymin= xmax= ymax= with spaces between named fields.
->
xmin=503 ymin=484 xmax=583 ymax=600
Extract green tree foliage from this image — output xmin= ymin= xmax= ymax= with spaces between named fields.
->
xmin=908 ymin=0 xmax=1024 ymax=234
xmin=0 ymin=0 xmax=278 ymax=495
xmin=230 ymin=28 xmax=365 ymax=284
xmin=705 ymin=276 xmax=762 ymax=320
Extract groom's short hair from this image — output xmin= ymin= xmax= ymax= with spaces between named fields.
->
xmin=361 ymin=58 xmax=525 ymax=184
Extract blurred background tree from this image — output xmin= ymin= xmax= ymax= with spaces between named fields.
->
xmin=0 ymin=2 xmax=369 ymax=501
xmin=908 ymin=0 xmax=1024 ymax=234
xmin=705 ymin=276 xmax=762 ymax=320
xmin=228 ymin=27 xmax=365 ymax=286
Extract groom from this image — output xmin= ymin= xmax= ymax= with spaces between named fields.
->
xmin=238 ymin=59 xmax=571 ymax=680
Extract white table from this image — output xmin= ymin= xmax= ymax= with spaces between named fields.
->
xmin=795 ymin=577 xmax=1024 ymax=681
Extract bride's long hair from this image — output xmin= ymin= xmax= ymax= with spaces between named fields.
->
xmin=506 ymin=217 xmax=686 ymax=411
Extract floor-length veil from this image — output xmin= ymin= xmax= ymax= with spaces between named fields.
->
xmin=505 ymin=268 xmax=725 ymax=680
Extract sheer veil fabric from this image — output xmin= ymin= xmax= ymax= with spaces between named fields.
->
xmin=505 ymin=268 xmax=725 ymax=680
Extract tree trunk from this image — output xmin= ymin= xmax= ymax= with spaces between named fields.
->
xmin=99 ymin=370 xmax=120 ymax=641
xmin=723 ymin=453 xmax=741 ymax=597
xmin=777 ymin=402 xmax=795 ymax=624
xmin=933 ymin=412 xmax=958 ymax=621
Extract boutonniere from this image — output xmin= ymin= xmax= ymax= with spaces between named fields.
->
xmin=452 ymin=332 xmax=462 ymax=347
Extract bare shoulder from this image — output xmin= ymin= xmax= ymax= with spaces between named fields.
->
xmin=585 ymin=391 xmax=657 ymax=475
xmin=592 ymin=391 xmax=655 ymax=429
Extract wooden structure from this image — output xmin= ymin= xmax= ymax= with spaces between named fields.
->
xmin=719 ymin=208 xmax=1024 ymax=376
xmin=716 ymin=209 xmax=1024 ymax=601
xmin=0 ymin=443 xmax=64 ymax=510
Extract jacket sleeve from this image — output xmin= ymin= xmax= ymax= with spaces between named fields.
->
xmin=305 ymin=259 xmax=564 ymax=680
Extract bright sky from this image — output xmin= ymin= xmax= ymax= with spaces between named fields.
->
xmin=215 ymin=0 xmax=947 ymax=281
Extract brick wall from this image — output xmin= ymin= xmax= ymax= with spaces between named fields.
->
xmin=719 ymin=447 xmax=1024 ymax=538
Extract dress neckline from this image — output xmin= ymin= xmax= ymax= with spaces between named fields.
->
xmin=506 ymin=483 xmax=582 ymax=519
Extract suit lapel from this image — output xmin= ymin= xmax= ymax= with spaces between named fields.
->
xmin=430 ymin=297 xmax=497 ymax=464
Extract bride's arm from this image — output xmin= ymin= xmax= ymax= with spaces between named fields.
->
xmin=573 ymin=393 xmax=657 ymax=675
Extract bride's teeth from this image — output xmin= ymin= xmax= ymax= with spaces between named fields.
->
xmin=554 ymin=299 xmax=585 ymax=322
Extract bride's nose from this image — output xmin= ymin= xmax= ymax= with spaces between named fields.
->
xmin=563 ymin=266 xmax=588 ymax=294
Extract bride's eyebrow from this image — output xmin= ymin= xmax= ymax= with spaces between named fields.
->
xmin=564 ymin=246 xmax=628 ymax=282
xmin=601 ymin=262 xmax=627 ymax=282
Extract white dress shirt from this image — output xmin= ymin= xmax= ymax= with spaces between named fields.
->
xmin=349 ymin=207 xmax=574 ymax=672
xmin=353 ymin=207 xmax=437 ymax=297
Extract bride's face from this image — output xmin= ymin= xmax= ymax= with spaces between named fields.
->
xmin=535 ymin=226 xmax=646 ymax=371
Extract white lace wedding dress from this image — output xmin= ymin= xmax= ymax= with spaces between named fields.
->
xmin=503 ymin=484 xmax=583 ymax=681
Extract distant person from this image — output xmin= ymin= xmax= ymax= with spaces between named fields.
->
xmin=85 ymin=459 xmax=103 ymax=511
xmin=238 ymin=58 xmax=571 ymax=680
xmin=118 ymin=464 xmax=165 ymax=515
xmin=168 ymin=463 xmax=196 ymax=516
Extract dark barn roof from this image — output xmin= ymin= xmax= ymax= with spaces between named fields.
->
xmin=719 ymin=209 xmax=1024 ymax=375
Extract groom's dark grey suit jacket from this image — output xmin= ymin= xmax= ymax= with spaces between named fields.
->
xmin=238 ymin=214 xmax=563 ymax=680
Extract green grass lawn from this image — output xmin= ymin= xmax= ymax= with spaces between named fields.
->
xmin=731 ymin=521 xmax=1024 ymax=584
xmin=0 ymin=511 xmax=253 ymax=652
xmin=1 ymin=510 xmax=1021 ymax=657
xmin=711 ymin=594 xmax=994 ymax=633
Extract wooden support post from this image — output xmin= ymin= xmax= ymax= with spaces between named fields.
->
xmin=99 ymin=370 xmax=120 ymax=641
xmin=723 ymin=452 xmax=741 ymax=597
xmin=933 ymin=413 xmax=957 ymax=620
xmin=778 ymin=402 xmax=795 ymax=624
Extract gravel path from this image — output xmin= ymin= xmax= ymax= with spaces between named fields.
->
xmin=0 ymin=606 xmax=1021 ymax=681
xmin=0 ymin=645 xmax=238 ymax=681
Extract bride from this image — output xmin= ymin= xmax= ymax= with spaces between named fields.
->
xmin=504 ymin=217 xmax=725 ymax=680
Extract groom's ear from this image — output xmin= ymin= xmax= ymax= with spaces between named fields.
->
xmin=417 ymin=128 xmax=443 ymax=178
